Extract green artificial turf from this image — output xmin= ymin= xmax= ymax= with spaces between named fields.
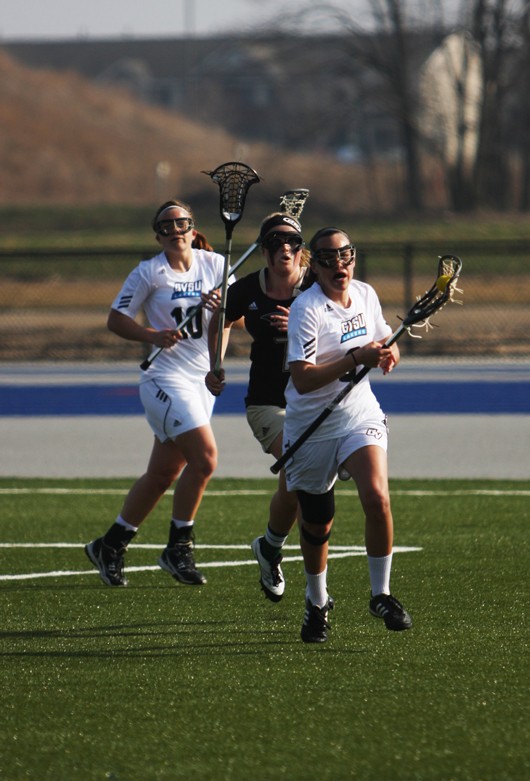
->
xmin=1 ymin=478 xmax=528 ymax=780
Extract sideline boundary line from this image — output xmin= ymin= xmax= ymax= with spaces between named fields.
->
xmin=1 ymin=488 xmax=529 ymax=497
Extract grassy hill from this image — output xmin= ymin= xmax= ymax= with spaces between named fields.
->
xmin=0 ymin=48 xmax=397 ymax=224
xmin=2 ymin=48 xmax=530 ymax=249
xmin=0 ymin=50 xmax=241 ymax=205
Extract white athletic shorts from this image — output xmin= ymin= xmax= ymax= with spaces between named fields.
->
xmin=139 ymin=378 xmax=215 ymax=443
xmin=284 ymin=417 xmax=388 ymax=494
xmin=246 ymin=405 xmax=285 ymax=453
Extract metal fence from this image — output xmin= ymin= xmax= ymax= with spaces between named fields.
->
xmin=1 ymin=240 xmax=529 ymax=362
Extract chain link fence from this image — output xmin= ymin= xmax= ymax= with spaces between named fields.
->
xmin=1 ymin=241 xmax=528 ymax=363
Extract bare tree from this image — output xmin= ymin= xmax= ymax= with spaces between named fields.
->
xmin=198 ymin=0 xmax=530 ymax=214
xmin=469 ymin=0 xmax=512 ymax=208
xmin=351 ymin=1 xmax=426 ymax=210
xmin=454 ymin=0 xmax=530 ymax=210
xmin=279 ymin=2 xmax=449 ymax=211
xmin=276 ymin=1 xmax=530 ymax=213
xmin=516 ymin=4 xmax=530 ymax=210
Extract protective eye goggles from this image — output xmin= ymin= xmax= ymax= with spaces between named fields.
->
xmin=261 ymin=232 xmax=304 ymax=254
xmin=155 ymin=217 xmax=195 ymax=236
xmin=312 ymin=244 xmax=356 ymax=268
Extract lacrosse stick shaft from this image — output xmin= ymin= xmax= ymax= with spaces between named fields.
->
xmin=270 ymin=324 xmax=406 ymax=475
xmin=213 ymin=234 xmax=233 ymax=374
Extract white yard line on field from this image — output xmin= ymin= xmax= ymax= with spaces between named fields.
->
xmin=0 ymin=543 xmax=416 ymax=551
xmin=0 ymin=546 xmax=422 ymax=582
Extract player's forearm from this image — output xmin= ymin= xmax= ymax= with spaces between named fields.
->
xmin=290 ymin=341 xmax=396 ymax=393
xmin=107 ymin=309 xmax=158 ymax=345
xmin=289 ymin=352 xmax=358 ymax=394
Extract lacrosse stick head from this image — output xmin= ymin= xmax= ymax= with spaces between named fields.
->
xmin=202 ymin=162 xmax=260 ymax=236
xmin=279 ymin=189 xmax=310 ymax=219
xmin=403 ymin=254 xmax=463 ymax=331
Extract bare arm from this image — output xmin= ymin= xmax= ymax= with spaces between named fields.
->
xmin=107 ymin=309 xmax=182 ymax=349
xmin=290 ymin=340 xmax=399 ymax=395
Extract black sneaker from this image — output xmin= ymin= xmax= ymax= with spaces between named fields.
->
xmin=85 ymin=537 xmax=128 ymax=587
xmin=369 ymin=593 xmax=412 ymax=631
xmin=158 ymin=542 xmax=207 ymax=585
xmin=301 ymin=597 xmax=334 ymax=643
xmin=251 ymin=536 xmax=285 ymax=602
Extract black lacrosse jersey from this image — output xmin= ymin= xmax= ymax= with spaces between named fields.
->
xmin=225 ymin=268 xmax=311 ymax=407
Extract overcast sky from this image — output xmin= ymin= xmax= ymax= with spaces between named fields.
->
xmin=0 ymin=0 xmax=375 ymax=40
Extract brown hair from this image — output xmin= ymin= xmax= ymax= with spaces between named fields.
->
xmin=309 ymin=227 xmax=351 ymax=254
xmin=192 ymin=231 xmax=214 ymax=251
xmin=152 ymin=199 xmax=195 ymax=232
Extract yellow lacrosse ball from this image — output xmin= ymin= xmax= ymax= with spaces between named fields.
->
xmin=436 ymin=274 xmax=451 ymax=292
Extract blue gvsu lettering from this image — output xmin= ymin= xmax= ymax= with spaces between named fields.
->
xmin=171 ymin=280 xmax=202 ymax=299
xmin=340 ymin=313 xmax=367 ymax=343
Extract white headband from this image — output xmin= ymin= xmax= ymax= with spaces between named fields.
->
xmin=157 ymin=205 xmax=192 ymax=220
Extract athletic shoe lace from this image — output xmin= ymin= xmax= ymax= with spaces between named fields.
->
xmin=377 ymin=594 xmax=402 ymax=613
xmin=173 ymin=542 xmax=196 ymax=571
xmin=386 ymin=595 xmax=405 ymax=613
xmin=106 ymin=550 xmax=124 ymax=577
xmin=305 ymin=601 xmax=332 ymax=631
xmin=98 ymin=543 xmax=125 ymax=584
xmin=269 ymin=558 xmax=283 ymax=586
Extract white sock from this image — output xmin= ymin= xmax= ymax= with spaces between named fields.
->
xmin=115 ymin=514 xmax=139 ymax=533
xmin=264 ymin=525 xmax=288 ymax=550
xmin=305 ymin=568 xmax=328 ymax=608
xmin=172 ymin=518 xmax=194 ymax=529
xmin=367 ymin=553 xmax=392 ymax=596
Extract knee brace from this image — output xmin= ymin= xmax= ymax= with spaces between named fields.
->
xmin=301 ymin=524 xmax=332 ymax=547
xmin=297 ymin=488 xmax=335 ymax=525
xmin=297 ymin=487 xmax=335 ymax=537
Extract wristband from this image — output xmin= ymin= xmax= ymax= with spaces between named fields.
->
xmin=347 ymin=347 xmax=360 ymax=366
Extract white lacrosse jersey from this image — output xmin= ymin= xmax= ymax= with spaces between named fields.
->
xmin=111 ymin=249 xmax=226 ymax=384
xmin=284 ymin=280 xmax=392 ymax=441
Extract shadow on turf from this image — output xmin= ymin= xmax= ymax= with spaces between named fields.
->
xmin=0 ymin=620 xmax=371 ymax=657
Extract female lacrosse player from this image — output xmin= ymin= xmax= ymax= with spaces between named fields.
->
xmin=85 ymin=199 xmax=224 ymax=587
xmin=282 ymin=226 xmax=412 ymax=642
xmin=205 ymin=212 xmax=312 ymax=602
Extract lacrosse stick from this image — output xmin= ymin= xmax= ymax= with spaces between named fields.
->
xmin=278 ymin=188 xmax=310 ymax=219
xmin=204 ymin=162 xmax=261 ymax=374
xmin=229 ymin=188 xmax=310 ymax=272
xmin=271 ymin=254 xmax=463 ymax=474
